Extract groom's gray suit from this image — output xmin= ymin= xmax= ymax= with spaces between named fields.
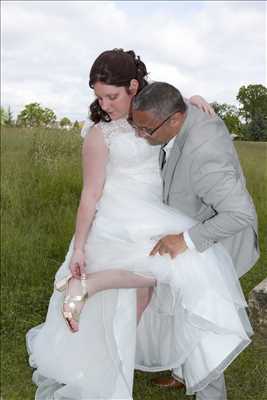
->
xmin=160 ymin=103 xmax=259 ymax=278
xmin=159 ymin=103 xmax=259 ymax=399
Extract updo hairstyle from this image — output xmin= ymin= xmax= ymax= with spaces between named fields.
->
xmin=89 ymin=49 xmax=149 ymax=123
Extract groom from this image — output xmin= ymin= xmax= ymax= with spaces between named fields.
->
xmin=131 ymin=82 xmax=259 ymax=400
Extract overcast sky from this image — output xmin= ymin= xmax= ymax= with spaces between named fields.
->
xmin=1 ymin=0 xmax=266 ymax=121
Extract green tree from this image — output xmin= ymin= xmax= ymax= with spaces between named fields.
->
xmin=60 ymin=117 xmax=72 ymax=128
xmin=243 ymin=113 xmax=267 ymax=142
xmin=17 ymin=103 xmax=57 ymax=128
xmin=17 ymin=103 xmax=43 ymax=127
xmin=237 ymin=84 xmax=267 ymax=141
xmin=237 ymin=84 xmax=267 ymax=123
xmin=212 ymin=102 xmax=242 ymax=136
xmin=73 ymin=120 xmax=80 ymax=130
xmin=5 ymin=106 xmax=15 ymax=126
xmin=42 ymin=107 xmax=57 ymax=127
xmin=0 ymin=107 xmax=8 ymax=126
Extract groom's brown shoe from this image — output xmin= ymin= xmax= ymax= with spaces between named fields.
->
xmin=151 ymin=376 xmax=185 ymax=389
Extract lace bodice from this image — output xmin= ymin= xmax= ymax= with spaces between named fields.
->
xmin=95 ymin=119 xmax=159 ymax=175
xmin=97 ymin=118 xmax=132 ymax=147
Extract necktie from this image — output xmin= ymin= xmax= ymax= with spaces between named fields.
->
xmin=159 ymin=146 xmax=166 ymax=170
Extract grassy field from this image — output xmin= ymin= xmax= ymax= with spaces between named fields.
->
xmin=1 ymin=127 xmax=267 ymax=400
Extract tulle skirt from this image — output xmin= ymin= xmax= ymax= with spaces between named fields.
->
xmin=26 ymin=179 xmax=253 ymax=399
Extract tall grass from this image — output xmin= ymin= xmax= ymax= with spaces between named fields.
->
xmin=1 ymin=128 xmax=267 ymax=400
xmin=236 ymin=142 xmax=267 ymax=296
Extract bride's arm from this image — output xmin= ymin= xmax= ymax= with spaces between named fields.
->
xmin=70 ymin=126 xmax=108 ymax=277
xmin=187 ymin=95 xmax=215 ymax=116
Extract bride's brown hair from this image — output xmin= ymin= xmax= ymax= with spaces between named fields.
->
xmin=89 ymin=49 xmax=149 ymax=123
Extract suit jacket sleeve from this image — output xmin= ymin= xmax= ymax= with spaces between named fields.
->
xmin=188 ymin=134 xmax=256 ymax=252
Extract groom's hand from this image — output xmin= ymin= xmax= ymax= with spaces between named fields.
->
xmin=149 ymin=233 xmax=188 ymax=259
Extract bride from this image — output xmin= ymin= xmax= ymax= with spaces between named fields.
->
xmin=26 ymin=49 xmax=252 ymax=400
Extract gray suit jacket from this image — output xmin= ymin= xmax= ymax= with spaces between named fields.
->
xmin=161 ymin=104 xmax=259 ymax=277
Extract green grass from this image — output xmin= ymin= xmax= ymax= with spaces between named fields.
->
xmin=1 ymin=128 xmax=267 ymax=399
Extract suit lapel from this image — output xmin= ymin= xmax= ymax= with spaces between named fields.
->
xmin=162 ymin=104 xmax=193 ymax=203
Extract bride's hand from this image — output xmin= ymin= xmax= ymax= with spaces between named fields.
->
xmin=70 ymin=249 xmax=86 ymax=278
xmin=189 ymin=95 xmax=215 ymax=116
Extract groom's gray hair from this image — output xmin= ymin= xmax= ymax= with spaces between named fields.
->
xmin=132 ymin=82 xmax=187 ymax=119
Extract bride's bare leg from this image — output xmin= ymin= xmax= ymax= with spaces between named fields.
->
xmin=85 ymin=270 xmax=156 ymax=296
xmin=64 ymin=270 xmax=156 ymax=332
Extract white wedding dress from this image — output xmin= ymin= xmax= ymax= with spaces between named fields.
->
xmin=27 ymin=119 xmax=253 ymax=399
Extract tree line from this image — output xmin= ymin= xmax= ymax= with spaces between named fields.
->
xmin=1 ymin=84 xmax=266 ymax=141
xmin=0 ymin=103 xmax=80 ymax=130
xmin=211 ymin=84 xmax=267 ymax=141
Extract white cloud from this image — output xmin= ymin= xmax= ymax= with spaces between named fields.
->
xmin=1 ymin=0 xmax=266 ymax=121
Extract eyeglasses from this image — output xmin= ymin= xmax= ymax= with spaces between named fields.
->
xmin=128 ymin=110 xmax=178 ymax=136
